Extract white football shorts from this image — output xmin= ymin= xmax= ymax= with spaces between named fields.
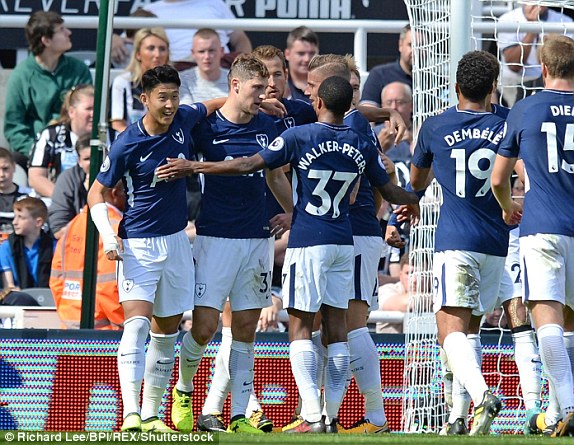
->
xmin=352 ymin=236 xmax=384 ymax=309
xmin=432 ymin=250 xmax=505 ymax=315
xmin=282 ymin=244 xmax=354 ymax=313
xmin=117 ymin=230 xmax=194 ymax=317
xmin=521 ymin=234 xmax=574 ymax=308
xmin=193 ymin=235 xmax=272 ymax=312
xmin=498 ymin=227 xmax=522 ymax=304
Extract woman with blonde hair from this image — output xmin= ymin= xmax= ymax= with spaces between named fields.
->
xmin=109 ymin=27 xmax=170 ymax=135
xmin=28 ymin=83 xmax=94 ymax=198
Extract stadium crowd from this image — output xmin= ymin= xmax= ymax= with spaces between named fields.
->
xmin=0 ymin=3 xmax=573 ymax=438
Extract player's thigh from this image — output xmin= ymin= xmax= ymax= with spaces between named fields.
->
xmin=352 ymin=235 xmax=384 ymax=309
xmin=521 ymin=234 xmax=572 ymax=306
xmin=228 ymin=238 xmax=272 ymax=312
xmin=283 ymin=245 xmax=348 ymax=313
xmin=117 ymin=237 xmax=166 ymax=306
xmin=432 ymin=250 xmax=483 ymax=313
xmin=193 ymin=235 xmax=242 ymax=312
xmin=477 ymin=254 xmax=505 ymax=314
xmin=323 ymin=245 xmax=354 ymax=309
xmin=154 ymin=230 xmax=195 ymax=318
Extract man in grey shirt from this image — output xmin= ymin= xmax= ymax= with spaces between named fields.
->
xmin=180 ymin=29 xmax=229 ymax=104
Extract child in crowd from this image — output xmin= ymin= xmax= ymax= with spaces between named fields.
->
xmin=0 ymin=197 xmax=54 ymax=289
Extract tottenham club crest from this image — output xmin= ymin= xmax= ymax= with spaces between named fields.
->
xmin=256 ymin=134 xmax=269 ymax=149
xmin=172 ymin=129 xmax=184 ymax=144
xmin=122 ymin=279 xmax=134 ymax=293
xmin=195 ymin=283 xmax=206 ymax=298
xmin=284 ymin=117 xmax=295 ymax=128
xmin=100 ymin=156 xmax=111 ymax=172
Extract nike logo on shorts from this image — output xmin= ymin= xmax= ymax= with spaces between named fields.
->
xmin=213 ymin=138 xmax=229 ymax=145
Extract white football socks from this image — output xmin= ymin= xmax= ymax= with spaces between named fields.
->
xmin=118 ymin=316 xmax=150 ymax=418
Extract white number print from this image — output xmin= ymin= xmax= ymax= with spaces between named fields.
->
xmin=305 ymin=169 xmax=357 ymax=218
xmin=450 ymin=148 xmax=496 ymax=198
xmin=541 ymin=122 xmax=574 ymax=174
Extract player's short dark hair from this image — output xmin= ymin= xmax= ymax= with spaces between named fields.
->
xmin=286 ymin=26 xmax=319 ymax=49
xmin=456 ymin=51 xmax=497 ymax=102
xmin=482 ymin=51 xmax=500 ymax=81
xmin=540 ymin=35 xmax=574 ymax=79
xmin=26 ymin=11 xmax=64 ymax=56
xmin=142 ymin=65 xmax=181 ymax=94
xmin=228 ymin=54 xmax=269 ymax=87
xmin=252 ymin=45 xmax=287 ymax=70
xmin=318 ymin=76 xmax=353 ymax=117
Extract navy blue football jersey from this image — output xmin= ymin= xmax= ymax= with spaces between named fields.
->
xmin=193 ymin=110 xmax=279 ymax=238
xmin=344 ymin=109 xmax=383 ymax=238
xmin=411 ymin=106 xmax=508 ymax=256
xmin=260 ymin=122 xmax=390 ymax=248
xmin=498 ymin=90 xmax=574 ymax=237
xmin=273 ymin=98 xmax=317 ymax=134
xmin=491 ymin=103 xmax=510 ymax=119
xmin=97 ymin=104 xmax=206 ymax=238
xmin=266 ymin=98 xmax=318 ymax=220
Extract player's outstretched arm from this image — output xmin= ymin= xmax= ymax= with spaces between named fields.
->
xmin=87 ymin=179 xmax=123 ymax=261
xmin=266 ymin=167 xmax=293 ymax=213
xmin=491 ymin=154 xmax=523 ymax=225
xmin=378 ymin=181 xmax=419 ymax=206
xmin=202 ymin=97 xmax=227 ymax=115
xmin=357 ymin=104 xmax=407 ymax=145
xmin=158 ymin=153 xmax=268 ymax=178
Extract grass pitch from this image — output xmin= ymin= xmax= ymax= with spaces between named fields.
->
xmin=217 ymin=433 xmax=569 ymax=445
xmin=2 ymin=431 xmax=569 ymax=445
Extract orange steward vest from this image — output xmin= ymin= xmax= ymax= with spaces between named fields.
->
xmin=50 ymin=205 xmax=124 ymax=329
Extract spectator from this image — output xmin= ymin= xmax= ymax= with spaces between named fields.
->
xmin=0 ymin=148 xmax=31 ymax=236
xmin=110 ymin=28 xmax=170 ymax=135
xmin=284 ymin=26 xmax=319 ymax=103
xmin=111 ymin=8 xmax=158 ymax=69
xmin=28 ymin=84 xmax=94 ymax=198
xmin=375 ymin=81 xmax=413 ymax=163
xmin=360 ymin=24 xmax=413 ymax=108
xmin=48 ymin=134 xmax=91 ymax=240
xmin=377 ymin=254 xmax=412 ymax=333
xmin=497 ymin=5 xmax=574 ymax=107
xmin=50 ymin=181 xmax=125 ymax=330
xmin=180 ymin=28 xmax=229 ymax=104
xmin=3 ymin=11 xmax=92 ymax=168
xmin=143 ymin=0 xmax=251 ymax=65
xmin=0 ymin=197 xmax=53 ymax=289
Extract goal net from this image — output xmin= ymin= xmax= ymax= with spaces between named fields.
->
xmin=401 ymin=0 xmax=574 ymax=434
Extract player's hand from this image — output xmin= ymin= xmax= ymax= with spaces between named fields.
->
xmin=258 ymin=296 xmax=283 ymax=332
xmin=270 ymin=213 xmax=292 ymax=236
xmin=385 ymin=225 xmax=406 ymax=249
xmin=260 ymin=98 xmax=287 ymax=117
xmin=104 ymin=236 xmax=124 ymax=261
xmin=156 ymin=158 xmax=195 ymax=180
xmin=377 ymin=122 xmax=396 ymax=150
xmin=502 ymin=201 xmax=523 ymax=225
xmin=380 ymin=153 xmax=396 ymax=175
xmin=387 ymin=109 xmax=407 ymax=146
xmin=394 ymin=203 xmax=420 ymax=225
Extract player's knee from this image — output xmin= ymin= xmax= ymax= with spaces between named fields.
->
xmin=191 ymin=319 xmax=218 ymax=345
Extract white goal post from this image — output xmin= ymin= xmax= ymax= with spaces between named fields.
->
xmin=401 ymin=0 xmax=574 ymax=434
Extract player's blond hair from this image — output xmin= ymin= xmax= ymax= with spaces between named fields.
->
xmin=540 ymin=35 xmax=574 ymax=80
